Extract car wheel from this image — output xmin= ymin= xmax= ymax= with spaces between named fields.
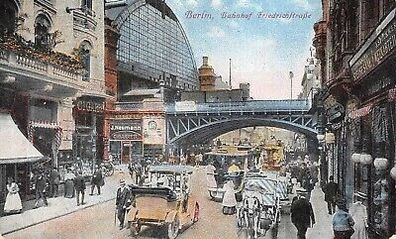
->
xmin=193 ymin=202 xmax=199 ymax=223
xmin=167 ymin=218 xmax=180 ymax=239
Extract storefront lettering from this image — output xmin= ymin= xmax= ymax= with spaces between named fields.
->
xmin=76 ymin=100 xmax=104 ymax=112
xmin=111 ymin=131 xmax=142 ymax=141
xmin=110 ymin=125 xmax=142 ymax=131
xmin=351 ymin=20 xmax=396 ymax=80
xmin=359 ymin=76 xmax=392 ymax=101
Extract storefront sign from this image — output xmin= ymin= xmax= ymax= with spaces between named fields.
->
xmin=350 ymin=10 xmax=396 ymax=81
xmin=110 ymin=120 xmax=142 ymax=140
xmin=111 ymin=131 xmax=142 ymax=141
xmin=76 ymin=100 xmax=105 ymax=112
xmin=358 ymin=75 xmax=393 ymax=101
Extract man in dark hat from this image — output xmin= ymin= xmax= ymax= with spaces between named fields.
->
xmin=90 ymin=165 xmax=103 ymax=196
xmin=324 ymin=175 xmax=339 ymax=214
xmin=291 ymin=189 xmax=316 ymax=239
xmin=116 ymin=179 xmax=132 ymax=229
xmin=49 ymin=167 xmax=60 ymax=197
xmin=34 ymin=170 xmax=48 ymax=207
xmin=74 ymin=170 xmax=86 ymax=206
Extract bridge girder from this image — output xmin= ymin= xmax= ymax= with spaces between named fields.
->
xmin=167 ymin=114 xmax=317 ymax=146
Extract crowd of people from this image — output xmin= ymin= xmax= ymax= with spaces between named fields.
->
xmin=2 ymin=164 xmax=105 ymax=215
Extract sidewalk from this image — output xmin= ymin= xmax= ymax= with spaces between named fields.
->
xmin=0 ymin=168 xmax=132 ymax=236
xmin=307 ymin=184 xmax=334 ymax=238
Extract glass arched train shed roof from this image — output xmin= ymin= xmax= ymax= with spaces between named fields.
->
xmin=111 ymin=0 xmax=199 ymax=91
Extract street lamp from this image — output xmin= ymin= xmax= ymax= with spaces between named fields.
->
xmin=360 ymin=153 xmax=373 ymax=165
xmin=390 ymin=166 xmax=396 ymax=180
xmin=351 ymin=153 xmax=362 ymax=163
xmin=373 ymin=157 xmax=389 ymax=171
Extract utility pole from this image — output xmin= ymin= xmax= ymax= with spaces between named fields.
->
xmin=289 ymin=71 xmax=294 ymax=100
xmin=229 ymin=58 xmax=232 ymax=89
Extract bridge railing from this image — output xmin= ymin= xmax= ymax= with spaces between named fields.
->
xmin=166 ymin=99 xmax=311 ymax=113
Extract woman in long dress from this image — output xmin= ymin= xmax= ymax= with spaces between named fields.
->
xmin=222 ymin=180 xmax=237 ymax=215
xmin=4 ymin=177 xmax=22 ymax=214
xmin=64 ymin=169 xmax=75 ymax=198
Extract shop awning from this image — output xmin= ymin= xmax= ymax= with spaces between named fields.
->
xmin=0 ymin=113 xmax=43 ymax=164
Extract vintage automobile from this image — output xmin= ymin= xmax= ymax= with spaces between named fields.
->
xmin=127 ymin=165 xmax=199 ymax=239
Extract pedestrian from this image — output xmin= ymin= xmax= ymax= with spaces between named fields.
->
xmin=34 ymin=170 xmax=48 ymax=208
xmin=291 ymin=189 xmax=315 ymax=239
xmin=116 ymin=179 xmax=132 ymax=229
xmin=349 ymin=201 xmax=367 ymax=239
xmin=74 ymin=170 xmax=86 ymax=206
xmin=49 ymin=167 xmax=60 ymax=197
xmin=333 ymin=199 xmax=355 ymax=239
xmin=302 ymin=172 xmax=314 ymax=201
xmin=128 ymin=162 xmax=134 ymax=180
xmin=134 ymin=161 xmax=142 ymax=185
xmin=324 ymin=175 xmax=339 ymax=214
xmin=64 ymin=168 xmax=75 ymax=198
xmin=4 ymin=177 xmax=22 ymax=214
xmin=90 ymin=165 xmax=104 ymax=196
xmin=222 ymin=180 xmax=237 ymax=215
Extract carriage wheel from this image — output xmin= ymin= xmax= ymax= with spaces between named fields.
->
xmin=167 ymin=218 xmax=180 ymax=239
xmin=130 ymin=223 xmax=141 ymax=237
xmin=193 ymin=202 xmax=200 ymax=223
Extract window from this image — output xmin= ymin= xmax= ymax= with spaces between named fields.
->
xmin=81 ymin=0 xmax=92 ymax=10
xmin=35 ymin=14 xmax=51 ymax=49
xmin=0 ymin=0 xmax=17 ymax=35
xmin=79 ymin=41 xmax=92 ymax=81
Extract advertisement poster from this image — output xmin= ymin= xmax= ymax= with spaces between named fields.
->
xmin=0 ymin=0 xmax=396 ymax=239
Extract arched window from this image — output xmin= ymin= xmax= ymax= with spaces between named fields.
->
xmin=81 ymin=0 xmax=92 ymax=10
xmin=0 ymin=0 xmax=18 ymax=35
xmin=35 ymin=14 xmax=51 ymax=49
xmin=79 ymin=41 xmax=92 ymax=81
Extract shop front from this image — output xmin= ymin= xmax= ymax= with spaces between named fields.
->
xmin=109 ymin=119 xmax=142 ymax=164
xmin=0 ymin=113 xmax=44 ymax=204
xmin=348 ymin=8 xmax=396 ymax=238
xmin=73 ymin=97 xmax=106 ymax=176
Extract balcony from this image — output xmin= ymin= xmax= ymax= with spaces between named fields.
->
xmin=0 ymin=35 xmax=85 ymax=98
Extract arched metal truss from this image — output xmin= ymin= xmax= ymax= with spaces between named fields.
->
xmin=166 ymin=114 xmax=317 ymax=146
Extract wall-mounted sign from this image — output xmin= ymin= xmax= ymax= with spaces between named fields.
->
xmin=349 ymin=11 xmax=396 ymax=81
xmin=76 ymin=100 xmax=105 ymax=112
xmin=175 ymin=101 xmax=196 ymax=112
xmin=110 ymin=120 xmax=142 ymax=141
xmin=143 ymin=117 xmax=164 ymax=145
xmin=111 ymin=131 xmax=142 ymax=141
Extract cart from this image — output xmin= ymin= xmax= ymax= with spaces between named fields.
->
xmin=236 ymin=173 xmax=285 ymax=239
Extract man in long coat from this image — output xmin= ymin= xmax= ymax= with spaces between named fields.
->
xmin=324 ymin=175 xmax=339 ymax=214
xmin=291 ymin=190 xmax=315 ymax=239
xmin=116 ymin=179 xmax=132 ymax=229
xmin=74 ymin=171 xmax=86 ymax=206
xmin=90 ymin=165 xmax=103 ymax=195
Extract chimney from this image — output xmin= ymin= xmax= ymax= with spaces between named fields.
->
xmin=203 ymin=56 xmax=209 ymax=66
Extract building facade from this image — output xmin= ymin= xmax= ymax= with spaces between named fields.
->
xmin=0 ymin=0 xmax=107 ymax=200
xmin=105 ymin=0 xmax=199 ymax=162
xmin=314 ymin=1 xmax=396 ymax=237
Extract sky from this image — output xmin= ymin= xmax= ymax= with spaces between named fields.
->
xmin=166 ymin=0 xmax=322 ymax=100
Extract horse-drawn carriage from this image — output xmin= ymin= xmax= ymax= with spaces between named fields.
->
xmin=236 ymin=172 xmax=289 ymax=239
